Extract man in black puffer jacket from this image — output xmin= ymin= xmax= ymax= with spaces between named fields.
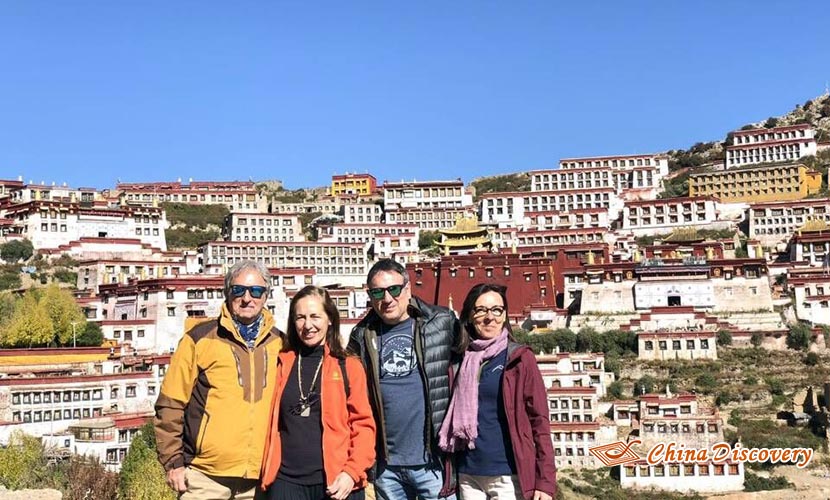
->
xmin=349 ymin=259 xmax=459 ymax=500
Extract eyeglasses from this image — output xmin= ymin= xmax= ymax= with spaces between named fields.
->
xmin=367 ymin=284 xmax=406 ymax=301
xmin=230 ymin=285 xmax=268 ymax=299
xmin=472 ymin=306 xmax=505 ymax=319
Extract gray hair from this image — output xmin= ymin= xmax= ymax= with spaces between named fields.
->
xmin=224 ymin=260 xmax=271 ymax=298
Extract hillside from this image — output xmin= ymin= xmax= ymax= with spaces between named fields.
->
xmin=160 ymin=202 xmax=227 ymax=250
xmin=470 ymin=172 xmax=531 ymax=200
xmin=660 ymin=93 xmax=830 ymax=198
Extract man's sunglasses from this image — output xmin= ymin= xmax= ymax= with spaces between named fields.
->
xmin=230 ymin=285 xmax=268 ymax=299
xmin=367 ymin=284 xmax=405 ymax=301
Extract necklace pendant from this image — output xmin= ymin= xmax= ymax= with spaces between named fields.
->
xmin=300 ymin=405 xmax=310 ymax=417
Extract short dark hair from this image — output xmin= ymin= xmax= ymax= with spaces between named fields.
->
xmin=285 ymin=285 xmax=348 ymax=359
xmin=366 ymin=258 xmax=409 ymax=286
xmin=455 ymin=283 xmax=511 ymax=353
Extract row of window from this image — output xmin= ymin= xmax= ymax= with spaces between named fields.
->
xmin=623 ymin=463 xmax=739 ymax=478
xmin=126 ymin=193 xmax=255 ymax=202
xmin=212 ymin=245 xmax=363 ymax=256
xmin=235 ymin=217 xmax=296 ymax=226
xmin=550 ymin=413 xmax=594 ymax=423
xmin=12 ymin=386 xmax=150 ymax=407
xmin=12 ymin=407 xmax=103 ymax=423
xmin=236 ymin=227 xmax=298 ymax=235
xmin=517 ymin=233 xmax=604 ymax=246
xmin=549 ymin=398 xmax=593 ymax=410
xmin=385 ymin=187 xmax=464 ymax=198
xmin=732 ymin=128 xmax=808 ymax=144
xmin=386 ymin=209 xmax=470 ymax=221
xmin=558 ymin=157 xmax=657 ymax=169
xmin=753 ymin=207 xmax=827 ymax=217
xmin=642 ymin=421 xmax=718 ymax=433
xmin=644 ymin=339 xmax=712 ymax=351
xmin=217 ymin=257 xmax=364 ymax=275
xmin=13 ymin=389 xmax=104 ymax=404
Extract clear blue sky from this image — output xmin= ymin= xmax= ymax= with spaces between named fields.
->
xmin=1 ymin=1 xmax=828 ymax=190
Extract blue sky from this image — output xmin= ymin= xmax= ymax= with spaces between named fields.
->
xmin=1 ymin=1 xmax=828 ymax=190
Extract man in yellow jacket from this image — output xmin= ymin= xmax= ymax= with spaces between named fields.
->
xmin=154 ymin=260 xmax=283 ymax=499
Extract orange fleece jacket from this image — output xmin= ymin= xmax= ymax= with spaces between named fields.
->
xmin=260 ymin=347 xmax=376 ymax=490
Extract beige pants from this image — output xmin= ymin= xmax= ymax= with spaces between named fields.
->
xmin=181 ymin=467 xmax=261 ymax=500
xmin=458 ymin=473 xmax=523 ymax=500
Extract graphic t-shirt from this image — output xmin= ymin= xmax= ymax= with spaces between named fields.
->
xmin=378 ymin=317 xmax=428 ymax=466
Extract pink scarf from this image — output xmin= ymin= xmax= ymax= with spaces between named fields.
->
xmin=438 ymin=328 xmax=509 ymax=452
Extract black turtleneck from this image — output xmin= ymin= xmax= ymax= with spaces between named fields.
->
xmin=278 ymin=343 xmax=325 ymax=485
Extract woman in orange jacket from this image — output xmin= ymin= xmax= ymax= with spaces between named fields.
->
xmin=261 ymin=285 xmax=376 ymax=500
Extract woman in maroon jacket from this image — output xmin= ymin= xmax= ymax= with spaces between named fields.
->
xmin=439 ymin=283 xmax=556 ymax=500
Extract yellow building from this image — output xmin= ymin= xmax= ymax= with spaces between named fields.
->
xmin=688 ymin=163 xmax=821 ymax=203
xmin=330 ymin=173 xmax=377 ymax=198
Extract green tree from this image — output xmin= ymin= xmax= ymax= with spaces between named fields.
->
xmin=804 ymin=352 xmax=820 ymax=366
xmin=717 ymin=330 xmax=733 ymax=346
xmin=0 ymin=431 xmax=48 ymax=489
xmin=0 ymin=239 xmax=34 ymax=262
xmin=786 ymin=323 xmax=812 ymax=351
xmin=77 ymin=321 xmax=104 ymax=347
xmin=119 ymin=423 xmax=175 ymax=500
xmin=418 ymin=230 xmax=441 ymax=250
xmin=41 ymin=285 xmax=86 ymax=345
xmin=2 ymin=293 xmax=53 ymax=347
xmin=750 ymin=332 xmax=763 ymax=348
xmin=551 ymin=328 xmax=577 ymax=353
xmin=633 ymin=375 xmax=656 ymax=396
xmin=575 ymin=327 xmax=600 ymax=352
xmin=607 ymin=380 xmax=624 ymax=399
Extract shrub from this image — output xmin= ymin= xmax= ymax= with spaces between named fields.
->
xmin=607 ymin=381 xmax=624 ymax=399
xmin=119 ymin=423 xmax=175 ymax=500
xmin=0 ymin=271 xmax=21 ymax=291
xmin=804 ymin=352 xmax=820 ymax=366
xmin=61 ymin=456 xmax=118 ymax=500
xmin=717 ymin=330 xmax=733 ymax=346
xmin=53 ymin=269 xmax=77 ymax=284
xmin=750 ymin=332 xmax=763 ymax=348
xmin=716 ymin=390 xmax=739 ymax=406
xmin=0 ymin=431 xmax=48 ymax=490
xmin=695 ymin=372 xmax=718 ymax=394
xmin=786 ymin=324 xmax=811 ymax=351
xmin=766 ymin=377 xmax=785 ymax=396
xmin=744 ymin=471 xmax=792 ymax=492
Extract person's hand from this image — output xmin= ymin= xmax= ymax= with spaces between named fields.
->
xmin=326 ymin=471 xmax=355 ymax=499
xmin=166 ymin=467 xmax=187 ymax=493
xmin=532 ymin=490 xmax=552 ymax=500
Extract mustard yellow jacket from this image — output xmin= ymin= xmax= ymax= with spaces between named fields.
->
xmin=154 ymin=303 xmax=283 ymax=478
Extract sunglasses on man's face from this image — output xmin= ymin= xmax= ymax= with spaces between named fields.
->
xmin=230 ymin=285 xmax=268 ymax=299
xmin=367 ymin=284 xmax=405 ymax=301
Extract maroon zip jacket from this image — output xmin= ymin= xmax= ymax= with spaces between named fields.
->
xmin=502 ymin=342 xmax=557 ymax=499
